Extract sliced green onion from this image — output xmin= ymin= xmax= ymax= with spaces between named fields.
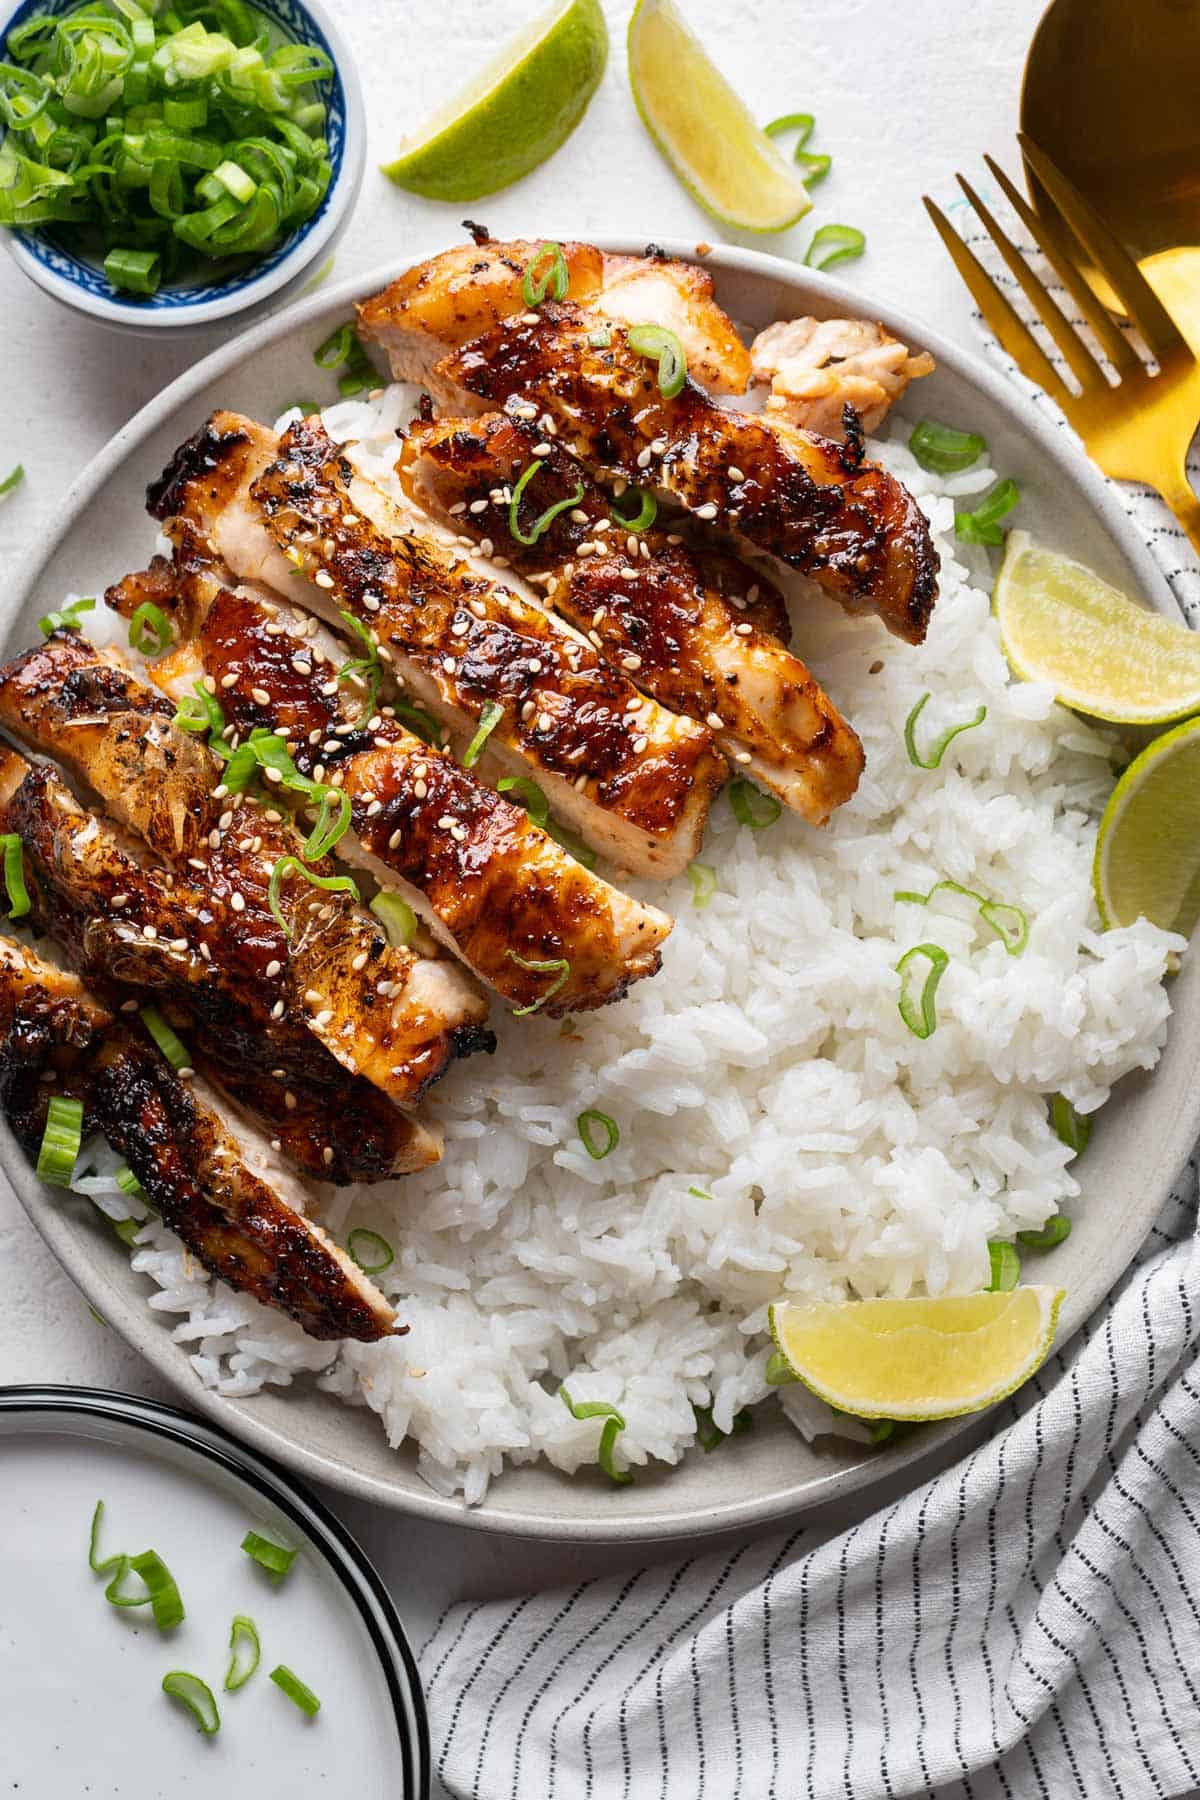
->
xmin=313 ymin=322 xmax=355 ymax=368
xmin=225 ymin=1615 xmax=261 ymax=1692
xmin=908 ymin=419 xmax=987 ymax=474
xmin=128 ymin=600 xmax=172 ymax=656
xmin=302 ymin=786 xmax=351 ymax=862
xmin=559 ymin=1387 xmax=632 ymax=1485
xmin=577 ymin=1108 xmax=618 ymax=1159
xmin=462 ymin=699 xmax=504 ymax=769
xmin=1017 ymin=1215 xmax=1072 ymax=1251
xmin=270 ymin=1664 xmax=321 ymax=1716
xmin=694 ymin=1405 xmax=753 ymax=1451
xmin=336 ymin=609 xmax=382 ymax=717
xmin=1 ymin=833 xmax=30 ymax=919
xmin=903 ymin=693 xmax=987 ymax=769
xmin=36 ymin=1094 xmax=83 ymax=1186
xmin=765 ymin=110 xmax=814 ymax=143
xmin=370 ymin=890 xmax=417 ymax=948
xmin=869 ymin=1419 xmax=896 ymax=1444
xmin=728 ymin=778 xmax=781 ymax=830
xmin=586 ymin=324 xmax=612 ymax=349
xmin=610 ymin=487 xmax=657 ymax=532
xmin=763 ymin=112 xmax=830 ymax=183
xmin=521 ymin=241 xmax=568 ymax=308
xmin=894 ymin=877 xmax=1028 ymax=956
xmin=111 ymin=1216 xmax=141 ymax=1246
xmin=394 ymin=699 xmax=444 ymax=748
xmin=173 ymin=678 xmax=224 ymax=741
xmin=242 ymin=1529 xmax=298 ymax=1580
xmin=103 ymin=246 xmax=160 ymax=293
xmin=895 ymin=943 xmax=949 ymax=1039
xmin=0 ymin=464 xmax=24 ymax=500
xmin=114 ymin=1164 xmax=143 ymax=1197
xmin=162 ymin=1671 xmax=220 ymax=1736
xmin=987 ymin=1240 xmax=1021 ymax=1292
xmin=955 ymin=478 xmax=1021 ymax=546
xmin=140 ymin=1004 xmax=189 ymax=1071
xmin=1050 ymin=1093 xmax=1091 ymax=1156
xmin=765 ymin=1350 xmax=797 ymax=1386
xmin=627 ymin=323 xmax=687 ymax=399
xmin=687 ymin=1185 xmax=712 ymax=1200
xmin=795 ymin=151 xmax=831 ymax=185
xmin=506 ymin=949 xmax=570 ymax=1016
xmin=128 ymin=1549 xmax=184 ymax=1630
xmin=38 ymin=595 xmax=94 ymax=636
xmin=88 ymin=1499 xmax=122 ymax=1575
xmin=508 ymin=460 xmax=585 ymax=547
xmin=687 ymin=861 xmax=716 ymax=908
xmin=497 ymin=775 xmax=550 ymax=829
xmin=803 ymin=225 xmax=866 ymax=270
xmin=268 ymin=856 xmax=359 ymax=939
xmin=346 ymin=1227 xmax=393 ymax=1274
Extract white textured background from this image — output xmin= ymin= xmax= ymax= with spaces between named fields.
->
xmin=0 ymin=0 xmax=1048 ymax=1717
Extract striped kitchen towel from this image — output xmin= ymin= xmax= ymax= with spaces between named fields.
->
xmin=420 ymin=223 xmax=1200 ymax=1800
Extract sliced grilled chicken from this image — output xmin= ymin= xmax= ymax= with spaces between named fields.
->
xmin=0 ymin=934 xmax=396 ymax=1342
xmin=356 ymin=237 xmax=750 ymax=396
xmin=0 ymin=635 xmax=492 ymax=1107
xmin=749 ymin=317 xmax=935 ymax=438
xmin=106 ymin=547 xmax=674 ymax=1015
xmin=398 ymin=412 xmax=865 ymax=825
xmin=147 ymin=411 xmax=727 ymax=877
xmin=0 ymin=744 xmax=441 ymax=1183
xmin=415 ymin=303 xmax=939 ymax=645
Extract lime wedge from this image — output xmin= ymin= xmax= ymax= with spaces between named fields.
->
xmin=1094 ymin=714 xmax=1200 ymax=934
xmin=768 ymin=1287 xmax=1065 ymax=1421
xmin=994 ymin=530 xmax=1200 ymax=724
xmin=627 ymin=0 xmax=811 ymax=233
xmin=382 ymin=0 xmax=608 ymax=202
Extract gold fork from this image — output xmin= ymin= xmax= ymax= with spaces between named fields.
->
xmin=924 ymin=133 xmax=1200 ymax=555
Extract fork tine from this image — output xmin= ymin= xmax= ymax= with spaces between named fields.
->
xmin=955 ymin=174 xmax=1104 ymax=392
xmin=1017 ymin=134 xmax=1184 ymax=360
xmin=982 ymin=155 xmax=1139 ymax=376
xmin=922 ymin=197 xmax=1070 ymax=406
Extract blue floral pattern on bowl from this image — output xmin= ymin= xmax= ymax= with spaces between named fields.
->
xmin=2 ymin=0 xmax=348 ymax=312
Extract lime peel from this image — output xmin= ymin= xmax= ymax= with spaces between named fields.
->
xmin=1093 ymin=714 xmax=1200 ymax=936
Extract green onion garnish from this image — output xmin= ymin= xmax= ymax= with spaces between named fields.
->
xmin=894 ymin=878 xmax=1029 ymax=956
xmin=127 ymin=1549 xmax=185 ymax=1630
xmin=128 ymin=600 xmax=172 ymax=656
xmin=220 ymin=730 xmax=349 ymax=858
xmin=508 ymin=460 xmax=585 ymax=547
xmin=162 ymin=1671 xmax=220 ymax=1737
xmin=521 ymin=240 xmax=569 ymax=308
xmin=268 ymin=856 xmax=359 ymax=939
xmin=687 ymin=1186 xmax=712 ymax=1200
xmin=987 ymin=1240 xmax=1021 ymax=1292
xmin=687 ymin=861 xmax=716 ymax=908
xmin=462 ymin=699 xmax=504 ymax=769
xmin=336 ymin=610 xmax=382 ymax=718
xmin=111 ymin=1216 xmax=141 ymax=1246
xmin=242 ymin=1529 xmax=298 ymax=1580
xmin=610 ymin=487 xmax=657 ymax=532
xmin=1017 ymin=1215 xmax=1072 ymax=1251
xmin=302 ymin=786 xmax=352 ymax=862
xmin=763 ymin=112 xmax=830 ymax=184
xmin=0 ymin=464 xmax=24 ymax=500
xmin=577 ymin=1109 xmax=619 ymax=1159
xmin=803 ymin=225 xmax=866 ymax=270
xmin=1050 ymin=1093 xmax=1090 ymax=1156
xmin=347 ymin=1227 xmax=393 ymax=1273
xmin=497 ymin=774 xmax=550 ymax=829
xmin=370 ymin=890 xmax=417 ymax=948
xmin=88 ymin=1499 xmax=121 ymax=1576
xmin=895 ymin=942 xmax=949 ymax=1039
xmin=764 ymin=1350 xmax=797 ymax=1386
xmin=270 ymin=1664 xmax=320 ymax=1716
xmin=728 ymin=778 xmax=781 ymax=830
xmin=140 ymin=1004 xmax=189 ymax=1071
xmin=37 ymin=595 xmax=94 ymax=636
xmin=908 ymin=419 xmax=987 ymax=474
xmin=225 ymin=1615 xmax=261 ymax=1692
xmin=36 ymin=1093 xmax=83 ymax=1186
xmin=903 ymin=693 xmax=987 ymax=769
xmin=764 ymin=110 xmax=814 ymax=142
xmin=1 ymin=832 xmax=30 ymax=919
xmin=559 ymin=1387 xmax=633 ymax=1485
xmin=627 ymin=324 xmax=687 ymax=399
xmin=314 ymin=322 xmax=356 ymax=369
xmin=694 ymin=1405 xmax=753 ymax=1451
xmin=394 ymin=698 xmax=444 ymax=747
xmin=505 ymin=949 xmax=570 ymax=1016
xmin=586 ymin=324 xmax=612 ymax=349
xmin=955 ymin=478 xmax=1020 ymax=546
xmin=173 ymin=678 xmax=225 ymax=744
xmin=103 ymin=246 xmax=160 ymax=294
xmin=115 ymin=1164 xmax=142 ymax=1197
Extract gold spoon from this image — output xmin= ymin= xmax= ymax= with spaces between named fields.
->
xmin=1020 ymin=0 xmax=1200 ymax=347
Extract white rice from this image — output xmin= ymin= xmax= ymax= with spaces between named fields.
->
xmin=70 ymin=392 xmax=1184 ymax=1502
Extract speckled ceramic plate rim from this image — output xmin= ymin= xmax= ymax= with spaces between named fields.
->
xmin=4 ymin=238 xmax=1197 ymax=1542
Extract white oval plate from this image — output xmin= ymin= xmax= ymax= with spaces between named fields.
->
xmin=0 ymin=1386 xmax=429 ymax=1793
xmin=4 ymin=240 xmax=1198 ymax=1542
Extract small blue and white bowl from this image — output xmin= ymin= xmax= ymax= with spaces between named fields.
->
xmin=0 ymin=0 xmax=366 ymax=333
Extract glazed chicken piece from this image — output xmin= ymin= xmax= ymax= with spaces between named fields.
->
xmin=107 ymin=547 xmax=674 ymax=1016
xmin=0 ymin=635 xmax=492 ymax=1108
xmin=749 ymin=317 xmax=935 ymax=438
xmin=148 ymin=411 xmax=727 ymax=878
xmin=0 ymin=744 xmax=441 ymax=1183
xmin=356 ymin=236 xmax=750 ymax=396
xmin=413 ymin=303 xmax=939 ymax=644
xmin=0 ymin=934 xmax=396 ymax=1342
xmin=398 ymin=411 xmax=865 ymax=825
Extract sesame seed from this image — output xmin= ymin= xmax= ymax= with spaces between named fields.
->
xmin=230 ymin=892 xmax=246 ymax=913
xmin=632 ymin=734 xmax=648 ymax=752
xmin=314 ymin=570 xmax=335 ymax=590
xmin=574 ymin=773 xmax=588 ymax=791
xmin=588 ymin=630 xmax=603 ymax=649
xmin=747 ymin=584 xmax=760 ymax=603
xmin=264 ymin=810 xmax=283 ymax=824
xmin=367 ymin=800 xmax=383 ymax=817
xmin=735 ymin=751 xmax=752 ymax=764
xmin=449 ymin=501 xmax=467 ymax=515
xmin=621 ymin=653 xmax=642 ymax=672
xmin=367 ymin=714 xmax=382 ymax=731
xmin=537 ymin=711 xmax=553 ymax=732
xmin=292 ymin=657 xmax=312 ymax=676
xmin=120 ymin=998 xmax=139 ymax=1013
xmin=304 ymin=988 xmax=322 ymax=1004
xmin=636 ymin=447 xmax=653 ymax=469
xmin=263 ymin=767 xmax=283 ymax=784
xmin=265 ymin=959 xmax=282 ymax=978
xmin=314 ymin=1008 xmax=333 ymax=1027
xmin=199 ymin=943 xmax=211 ymax=963
xmin=735 ymin=623 xmax=753 ymax=636
xmin=284 ymin=1090 xmax=297 ymax=1110
xmin=442 ymin=657 xmax=456 ymax=674
xmin=322 ymin=1146 xmax=334 ymax=1166
xmin=450 ymin=823 xmax=467 ymax=842
xmin=142 ymin=924 xmax=157 ymax=940
xmin=437 ymin=815 xmax=455 ymax=830
xmin=451 ymin=617 xmax=470 ymax=636
xmin=251 ymin=687 xmax=270 ymax=705
xmin=363 ymin=594 xmax=381 ymax=613
xmin=515 ymin=401 xmax=538 ymax=420
xmin=706 ymin=712 xmax=723 ymax=730
xmin=170 ymin=937 xmax=188 ymax=952
xmin=270 ymin=1138 xmax=282 ymax=1152
xmin=521 ymin=699 xmax=535 ymax=721
xmin=373 ymin=737 xmax=390 ymax=749
xmin=479 ymin=537 xmax=494 ymax=558
xmin=271 ymin=1000 xmax=285 ymax=1020
xmin=570 ymin=508 xmax=589 ymax=524
xmin=321 ymin=679 xmax=338 ymax=696
xmin=532 ymin=442 xmax=552 ymax=458
xmin=218 ymin=810 xmax=234 ymax=830
xmin=111 ymin=892 xmax=129 ymax=907
xmin=626 ymin=534 xmax=638 ymax=558
xmin=388 ymin=828 xmax=404 ymax=849
xmin=178 ymin=1066 xmax=195 ymax=1080
xmin=695 ymin=502 xmax=719 ymax=521
xmin=220 ymin=671 xmax=238 ymax=689
xmin=468 ymin=498 xmax=489 ymax=515
xmin=202 ymin=674 xmax=217 ymax=694
xmin=667 ymin=533 xmax=683 ymax=545
xmin=521 ymin=310 xmax=541 ymax=325
xmin=575 ymin=541 xmax=596 ymax=557
xmin=728 ymin=465 xmax=745 ymax=483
